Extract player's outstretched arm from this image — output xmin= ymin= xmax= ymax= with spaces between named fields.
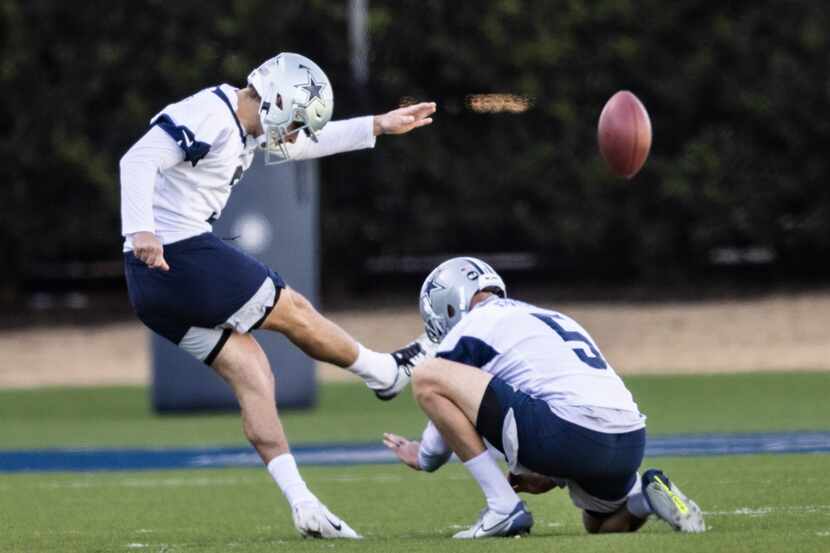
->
xmin=286 ymin=102 xmax=436 ymax=161
xmin=373 ymin=102 xmax=436 ymax=136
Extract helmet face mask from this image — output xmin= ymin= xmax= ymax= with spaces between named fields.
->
xmin=420 ymin=294 xmax=449 ymax=344
xmin=263 ymin=119 xmax=311 ymax=164
xmin=247 ymin=53 xmax=334 ymax=165
xmin=419 ymin=257 xmax=506 ymax=344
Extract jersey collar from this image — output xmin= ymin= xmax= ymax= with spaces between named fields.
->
xmin=472 ymin=294 xmax=500 ymax=311
xmin=212 ymin=86 xmax=246 ymax=145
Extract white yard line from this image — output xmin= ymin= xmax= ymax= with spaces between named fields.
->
xmin=704 ymin=505 xmax=830 ymax=517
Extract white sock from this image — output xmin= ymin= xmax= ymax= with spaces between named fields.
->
xmin=347 ymin=343 xmax=396 ymax=389
xmin=626 ymin=492 xmax=653 ymax=518
xmin=464 ymin=450 xmax=521 ymax=514
xmin=267 ymin=453 xmax=317 ymax=508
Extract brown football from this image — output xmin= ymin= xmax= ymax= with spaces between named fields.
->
xmin=597 ymin=90 xmax=652 ymax=179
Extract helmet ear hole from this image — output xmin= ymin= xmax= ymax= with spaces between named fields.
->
xmin=447 ymin=305 xmax=455 ymax=318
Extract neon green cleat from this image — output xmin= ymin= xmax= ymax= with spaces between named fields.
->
xmin=642 ymin=469 xmax=705 ymax=533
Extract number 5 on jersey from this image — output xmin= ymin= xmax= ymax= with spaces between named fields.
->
xmin=532 ymin=313 xmax=608 ymax=369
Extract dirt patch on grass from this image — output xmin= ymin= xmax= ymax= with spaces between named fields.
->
xmin=2 ymin=291 xmax=829 ymax=388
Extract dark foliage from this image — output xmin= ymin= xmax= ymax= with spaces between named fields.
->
xmin=2 ymin=1 xmax=827 ymax=294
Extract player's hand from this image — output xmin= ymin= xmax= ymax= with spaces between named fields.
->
xmin=383 ymin=432 xmax=422 ymax=471
xmin=508 ymin=471 xmax=560 ymax=495
xmin=131 ymin=231 xmax=170 ymax=272
xmin=373 ymin=102 xmax=436 ymax=136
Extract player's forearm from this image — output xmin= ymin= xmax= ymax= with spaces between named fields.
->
xmin=289 ymin=116 xmax=376 ymax=160
xmin=417 ymin=447 xmax=452 ymax=473
xmin=417 ymin=422 xmax=453 ymax=473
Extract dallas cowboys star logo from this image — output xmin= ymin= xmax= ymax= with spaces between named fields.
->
xmin=295 ymin=67 xmax=326 ymax=105
xmin=424 ymin=278 xmax=445 ymax=298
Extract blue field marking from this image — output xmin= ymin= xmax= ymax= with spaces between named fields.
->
xmin=1 ymin=431 xmax=829 ymax=473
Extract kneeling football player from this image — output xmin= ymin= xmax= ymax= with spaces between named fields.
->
xmin=385 ymin=257 xmax=705 ymax=538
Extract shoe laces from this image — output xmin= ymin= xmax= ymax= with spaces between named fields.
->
xmin=393 ymin=342 xmax=424 ymax=371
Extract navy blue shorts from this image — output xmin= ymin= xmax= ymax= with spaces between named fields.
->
xmin=476 ymin=377 xmax=646 ymax=505
xmin=124 ymin=233 xmax=285 ymax=364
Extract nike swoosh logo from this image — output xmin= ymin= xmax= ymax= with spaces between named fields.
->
xmin=325 ymin=516 xmax=342 ymax=531
xmin=477 ymin=515 xmax=511 ymax=535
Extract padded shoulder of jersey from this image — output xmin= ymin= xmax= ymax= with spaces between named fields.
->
xmin=149 ymin=87 xmax=236 ymax=166
xmin=436 ymin=298 xmax=506 ymax=355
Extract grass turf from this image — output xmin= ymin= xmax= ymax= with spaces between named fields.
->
xmin=0 ymin=372 xmax=829 ymax=449
xmin=2 ymin=455 xmax=828 ymax=552
xmin=1 ymin=372 xmax=829 ymax=551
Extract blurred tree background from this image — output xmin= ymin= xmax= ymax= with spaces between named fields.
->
xmin=1 ymin=0 xmax=828 ymax=303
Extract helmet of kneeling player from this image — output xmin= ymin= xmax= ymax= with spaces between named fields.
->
xmin=419 ymin=257 xmax=506 ymax=344
xmin=247 ymin=52 xmax=334 ymax=164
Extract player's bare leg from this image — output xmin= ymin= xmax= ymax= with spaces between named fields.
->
xmin=260 ymin=288 xmax=358 ymax=366
xmin=261 ymin=287 xmax=431 ymax=398
xmin=582 ymin=507 xmax=647 ymax=534
xmin=411 ymin=359 xmax=532 ymax=538
xmin=411 ymin=358 xmax=493 ymax=460
xmin=211 ymin=332 xmax=288 ymax=462
xmin=211 ymin=332 xmax=359 ymax=539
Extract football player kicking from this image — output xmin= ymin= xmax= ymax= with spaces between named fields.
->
xmin=384 ymin=257 xmax=705 ymax=538
xmin=120 ymin=52 xmax=434 ymax=539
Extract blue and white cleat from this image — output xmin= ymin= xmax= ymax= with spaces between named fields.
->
xmin=375 ymin=334 xmax=435 ymax=401
xmin=642 ymin=469 xmax=705 ymax=533
xmin=453 ymin=501 xmax=534 ymax=539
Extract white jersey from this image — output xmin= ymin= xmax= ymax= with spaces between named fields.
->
xmin=436 ymin=296 xmax=645 ymax=433
xmin=120 ymin=84 xmax=376 ymax=251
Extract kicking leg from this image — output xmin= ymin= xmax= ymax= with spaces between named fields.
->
xmin=210 ymin=332 xmax=359 ymax=539
xmin=412 ymin=359 xmax=532 ymax=538
xmin=260 ymin=287 xmax=358 ymax=367
xmin=261 ymin=287 xmax=431 ymax=397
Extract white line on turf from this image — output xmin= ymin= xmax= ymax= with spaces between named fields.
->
xmin=30 ymin=470 xmax=468 ymax=491
xmin=37 ymin=475 xmax=260 ymax=489
xmin=704 ymin=505 xmax=830 ymax=517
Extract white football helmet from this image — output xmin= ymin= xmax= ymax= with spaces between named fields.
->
xmin=419 ymin=257 xmax=506 ymax=343
xmin=247 ymin=53 xmax=334 ymax=164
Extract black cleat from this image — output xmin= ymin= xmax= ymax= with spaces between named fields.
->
xmin=374 ymin=335 xmax=434 ymax=400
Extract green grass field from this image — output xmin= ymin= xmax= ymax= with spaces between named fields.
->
xmin=2 ymin=372 xmax=829 ymax=552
